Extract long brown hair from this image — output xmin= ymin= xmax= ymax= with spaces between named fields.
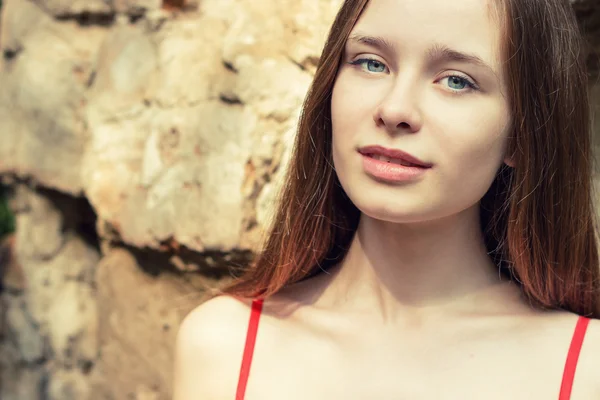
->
xmin=225 ymin=0 xmax=600 ymax=318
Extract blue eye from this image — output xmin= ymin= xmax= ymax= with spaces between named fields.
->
xmin=441 ymin=75 xmax=478 ymax=92
xmin=349 ymin=58 xmax=387 ymax=73
xmin=448 ymin=76 xmax=468 ymax=89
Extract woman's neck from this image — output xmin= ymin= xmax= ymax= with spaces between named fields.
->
xmin=318 ymin=204 xmax=524 ymax=322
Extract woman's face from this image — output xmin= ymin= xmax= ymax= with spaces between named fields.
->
xmin=331 ymin=0 xmax=511 ymax=224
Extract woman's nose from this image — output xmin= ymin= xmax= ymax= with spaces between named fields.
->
xmin=372 ymin=80 xmax=423 ymax=134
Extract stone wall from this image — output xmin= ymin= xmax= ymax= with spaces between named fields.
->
xmin=0 ymin=0 xmax=341 ymax=398
xmin=1 ymin=0 xmax=600 ymax=399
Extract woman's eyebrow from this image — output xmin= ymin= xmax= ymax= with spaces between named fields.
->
xmin=346 ymin=33 xmax=497 ymax=77
xmin=347 ymin=33 xmax=397 ymax=55
xmin=426 ymin=43 xmax=497 ymax=76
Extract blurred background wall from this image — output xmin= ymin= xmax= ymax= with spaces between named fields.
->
xmin=1 ymin=0 xmax=600 ymax=399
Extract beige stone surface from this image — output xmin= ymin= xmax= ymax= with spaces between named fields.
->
xmin=80 ymin=0 xmax=328 ymax=253
xmin=0 ymin=0 xmax=107 ymax=195
xmin=0 ymin=0 xmax=341 ymax=398
xmin=0 ymin=0 xmax=338 ymax=254
xmin=1 ymin=186 xmax=101 ymax=400
xmin=31 ymin=0 xmax=113 ymax=16
xmin=113 ymin=0 xmax=161 ymax=14
xmin=90 ymin=247 xmax=207 ymax=399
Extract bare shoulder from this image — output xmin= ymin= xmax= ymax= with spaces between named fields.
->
xmin=172 ymin=295 xmax=253 ymax=400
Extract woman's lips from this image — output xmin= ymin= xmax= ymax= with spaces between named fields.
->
xmin=357 ymin=145 xmax=432 ymax=168
xmin=360 ymin=152 xmax=430 ymax=183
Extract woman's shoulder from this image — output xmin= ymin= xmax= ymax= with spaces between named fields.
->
xmin=172 ymin=295 xmax=255 ymax=400
xmin=575 ymin=316 xmax=600 ymax=397
xmin=542 ymin=312 xmax=600 ymax=398
xmin=177 ymin=295 xmax=255 ymax=347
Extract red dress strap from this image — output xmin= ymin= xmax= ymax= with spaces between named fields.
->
xmin=236 ymin=298 xmax=264 ymax=400
xmin=558 ymin=316 xmax=590 ymax=400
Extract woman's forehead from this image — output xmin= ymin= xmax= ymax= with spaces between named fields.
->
xmin=350 ymin=0 xmax=504 ymax=65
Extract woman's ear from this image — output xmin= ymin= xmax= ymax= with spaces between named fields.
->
xmin=503 ymin=144 xmax=516 ymax=168
xmin=504 ymin=156 xmax=516 ymax=168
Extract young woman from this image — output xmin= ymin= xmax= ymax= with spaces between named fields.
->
xmin=173 ymin=0 xmax=600 ymax=398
